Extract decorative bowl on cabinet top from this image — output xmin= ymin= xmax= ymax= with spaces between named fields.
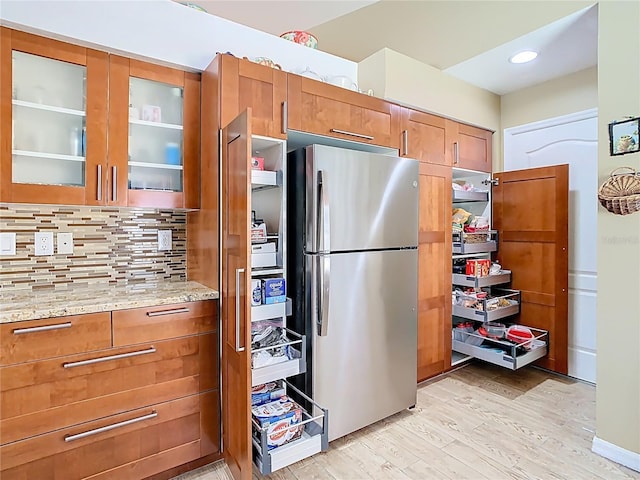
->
xmin=280 ymin=30 xmax=318 ymax=49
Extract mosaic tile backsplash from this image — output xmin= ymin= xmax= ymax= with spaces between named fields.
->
xmin=0 ymin=204 xmax=186 ymax=291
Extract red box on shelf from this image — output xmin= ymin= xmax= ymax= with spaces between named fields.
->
xmin=251 ymin=156 xmax=265 ymax=170
xmin=466 ymin=259 xmax=490 ymax=277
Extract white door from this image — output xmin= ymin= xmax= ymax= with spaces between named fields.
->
xmin=503 ymin=108 xmax=597 ymax=383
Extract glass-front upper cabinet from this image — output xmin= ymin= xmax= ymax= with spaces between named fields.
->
xmin=108 ymin=55 xmax=200 ymax=209
xmin=1 ymin=28 xmax=108 ymax=205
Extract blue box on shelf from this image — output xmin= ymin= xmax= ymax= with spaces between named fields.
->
xmin=262 ymin=278 xmax=286 ymax=305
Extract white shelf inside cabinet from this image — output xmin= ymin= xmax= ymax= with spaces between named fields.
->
xmin=12 ymin=99 xmax=85 ymax=116
xmin=252 ymin=302 xmax=286 ymax=322
xmin=129 ymin=118 xmax=183 ymax=130
xmin=251 ymin=170 xmax=279 ymax=186
xmin=254 ymin=430 xmax=322 ymax=474
xmin=452 ymin=190 xmax=489 ymax=202
xmin=252 ymin=267 xmax=284 ymax=277
xmin=252 ymin=358 xmax=305 ymax=387
xmin=13 ymin=150 xmax=85 ymax=162
xmin=129 ymin=161 xmax=183 ymax=170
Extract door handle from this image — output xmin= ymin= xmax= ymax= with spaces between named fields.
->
xmin=329 ymin=128 xmax=374 ymax=141
xmin=111 ymin=166 xmax=117 ymax=201
xmin=317 ymin=170 xmax=331 ymax=253
xmin=63 ymin=347 xmax=156 ymax=368
xmin=402 ymin=130 xmax=408 ymax=156
xmin=235 ymin=268 xmax=245 ymax=352
xmin=64 ymin=411 xmax=157 ymax=442
xmin=453 ymin=141 xmax=459 ymax=165
xmin=146 ymin=307 xmax=190 ymax=317
xmin=97 ymin=165 xmax=102 ymax=201
xmin=13 ymin=322 xmax=72 ymax=334
xmin=281 ymin=101 xmax=287 ymax=134
xmin=317 ymin=255 xmax=330 ymax=337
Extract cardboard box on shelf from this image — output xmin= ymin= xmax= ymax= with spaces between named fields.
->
xmin=252 ymin=396 xmax=304 ymax=449
xmin=466 ymin=259 xmax=490 ymax=277
xmin=262 ymin=277 xmax=286 ymax=304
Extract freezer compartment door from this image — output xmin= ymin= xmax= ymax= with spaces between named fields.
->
xmin=305 ymin=144 xmax=418 ymax=253
xmin=310 ymin=249 xmax=418 ymax=442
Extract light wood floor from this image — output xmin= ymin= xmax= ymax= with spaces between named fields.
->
xmin=173 ymin=363 xmax=640 ymax=480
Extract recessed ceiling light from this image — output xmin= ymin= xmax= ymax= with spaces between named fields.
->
xmin=509 ymin=51 xmax=538 ymax=64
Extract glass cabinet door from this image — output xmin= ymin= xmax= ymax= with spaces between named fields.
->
xmin=128 ymin=77 xmax=184 ymax=193
xmin=11 ymin=51 xmax=87 ymax=187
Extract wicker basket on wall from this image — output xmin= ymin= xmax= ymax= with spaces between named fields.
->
xmin=598 ymin=167 xmax=640 ymax=215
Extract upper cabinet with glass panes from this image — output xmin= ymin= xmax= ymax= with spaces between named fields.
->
xmin=1 ymin=28 xmax=200 ymax=208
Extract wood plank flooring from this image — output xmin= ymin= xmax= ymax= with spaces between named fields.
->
xmin=172 ymin=363 xmax=640 ymax=480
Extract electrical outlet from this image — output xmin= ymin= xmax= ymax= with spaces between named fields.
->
xmin=158 ymin=229 xmax=172 ymax=251
xmin=57 ymin=232 xmax=73 ymax=255
xmin=35 ymin=232 xmax=54 ymax=256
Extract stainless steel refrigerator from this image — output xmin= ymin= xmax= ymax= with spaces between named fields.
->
xmin=287 ymin=144 xmax=419 ymax=442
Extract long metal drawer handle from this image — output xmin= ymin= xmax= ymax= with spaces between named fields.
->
xmin=64 ymin=411 xmax=157 ymax=442
xmin=111 ymin=166 xmax=117 ymax=201
xmin=454 ymin=141 xmax=459 ymax=164
xmin=146 ymin=307 xmax=190 ymax=317
xmin=13 ymin=322 xmax=72 ymax=335
xmin=97 ymin=165 xmax=102 ymax=201
xmin=329 ymin=128 xmax=374 ymax=140
xmin=402 ymin=130 xmax=408 ymax=156
xmin=235 ymin=268 xmax=245 ymax=352
xmin=63 ymin=347 xmax=156 ymax=369
xmin=281 ymin=101 xmax=288 ymax=134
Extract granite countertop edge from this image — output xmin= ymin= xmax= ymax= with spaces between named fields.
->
xmin=0 ymin=281 xmax=219 ymax=324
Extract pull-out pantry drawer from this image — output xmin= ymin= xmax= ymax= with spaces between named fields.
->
xmin=112 ymin=300 xmax=216 ymax=346
xmin=1 ymin=333 xmax=217 ymax=444
xmin=0 ymin=395 xmax=202 ymax=480
xmin=0 ymin=313 xmax=112 ymax=366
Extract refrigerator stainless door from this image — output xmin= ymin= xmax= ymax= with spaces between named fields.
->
xmin=309 ymin=248 xmax=418 ymax=442
xmin=305 ymin=144 xmax=419 ymax=253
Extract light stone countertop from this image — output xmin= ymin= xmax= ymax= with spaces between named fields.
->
xmin=0 ymin=281 xmax=219 ymax=323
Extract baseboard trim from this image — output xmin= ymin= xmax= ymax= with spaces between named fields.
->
xmin=592 ymin=436 xmax=640 ymax=472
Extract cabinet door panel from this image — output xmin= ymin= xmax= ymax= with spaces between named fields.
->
xmin=454 ymin=123 xmax=493 ymax=172
xmin=220 ymin=55 xmax=287 ymax=139
xmin=417 ymin=164 xmax=452 ymax=382
xmin=493 ymin=165 xmax=569 ymax=373
xmin=288 ymin=74 xmax=400 ymax=148
xmin=401 ymin=108 xmax=451 ymax=166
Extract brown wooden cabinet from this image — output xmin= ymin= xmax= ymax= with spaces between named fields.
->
xmin=0 ymin=300 xmax=219 ymax=479
xmin=399 ymin=107 xmax=453 ymax=382
xmin=0 ymin=27 xmax=108 ymax=205
xmin=451 ymin=122 xmax=493 ymax=172
xmin=0 ymin=27 xmax=200 ymax=209
xmin=287 ymin=73 xmax=401 ymax=149
xmin=218 ymin=54 xmax=287 ymax=140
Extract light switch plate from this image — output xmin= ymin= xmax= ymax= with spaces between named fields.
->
xmin=57 ymin=232 xmax=73 ymax=255
xmin=0 ymin=232 xmax=16 ymax=256
xmin=35 ymin=232 xmax=54 ymax=256
xmin=158 ymin=229 xmax=172 ymax=251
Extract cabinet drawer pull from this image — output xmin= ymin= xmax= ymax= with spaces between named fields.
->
xmin=281 ymin=101 xmax=288 ymax=134
xmin=146 ymin=307 xmax=190 ymax=317
xmin=329 ymin=128 xmax=374 ymax=141
xmin=97 ymin=165 xmax=102 ymax=201
xmin=63 ymin=347 xmax=156 ymax=368
xmin=454 ymin=141 xmax=459 ymax=165
xmin=64 ymin=411 xmax=157 ymax=442
xmin=13 ymin=322 xmax=72 ymax=335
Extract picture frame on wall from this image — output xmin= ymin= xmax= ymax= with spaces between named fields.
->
xmin=609 ymin=117 xmax=640 ymax=156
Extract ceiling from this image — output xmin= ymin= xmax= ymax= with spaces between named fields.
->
xmin=182 ymin=0 xmax=598 ymax=95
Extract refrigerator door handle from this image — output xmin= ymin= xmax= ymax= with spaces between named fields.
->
xmin=317 ymin=255 xmax=330 ymax=336
xmin=317 ymin=170 xmax=331 ymax=253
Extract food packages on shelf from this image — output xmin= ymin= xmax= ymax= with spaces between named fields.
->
xmin=252 ymin=381 xmax=286 ymax=406
xmin=262 ymin=277 xmax=286 ymax=304
xmin=251 ymin=322 xmax=300 ymax=368
xmin=252 ymin=396 xmax=305 ymax=449
xmin=466 ymin=259 xmax=490 ymax=277
xmin=452 ymin=208 xmax=472 ymax=233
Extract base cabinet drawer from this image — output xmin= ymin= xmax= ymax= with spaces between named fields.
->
xmin=1 ymin=333 xmax=217 ymax=444
xmin=0 ymin=313 xmax=112 ymax=366
xmin=112 ymin=301 xmax=216 ymax=346
xmin=0 ymin=395 xmax=201 ymax=480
